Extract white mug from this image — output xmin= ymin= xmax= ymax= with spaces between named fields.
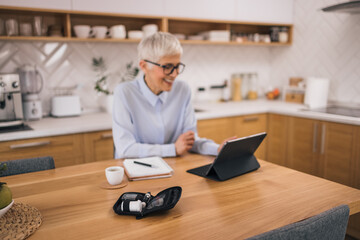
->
xmin=6 ymin=19 xmax=18 ymax=36
xmin=142 ymin=24 xmax=158 ymax=38
xmin=128 ymin=30 xmax=143 ymax=39
xmin=74 ymin=25 xmax=91 ymax=38
xmin=108 ymin=25 xmax=126 ymax=39
xmin=105 ymin=166 xmax=124 ymax=185
xmin=92 ymin=26 xmax=108 ymax=39
xmin=20 ymin=23 xmax=32 ymax=36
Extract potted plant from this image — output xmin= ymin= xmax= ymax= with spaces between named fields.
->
xmin=0 ymin=163 xmax=13 ymax=217
xmin=92 ymin=57 xmax=139 ymax=114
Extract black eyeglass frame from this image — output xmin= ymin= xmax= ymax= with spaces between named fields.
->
xmin=144 ymin=59 xmax=185 ymax=75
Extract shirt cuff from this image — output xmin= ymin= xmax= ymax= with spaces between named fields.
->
xmin=162 ymin=144 xmax=176 ymax=157
xmin=206 ymin=142 xmax=220 ymax=156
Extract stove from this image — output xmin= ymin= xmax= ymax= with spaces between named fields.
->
xmin=305 ymin=106 xmax=360 ymax=118
xmin=0 ymin=124 xmax=33 ymax=134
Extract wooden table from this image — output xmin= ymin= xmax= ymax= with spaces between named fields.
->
xmin=3 ymin=154 xmax=360 ymax=239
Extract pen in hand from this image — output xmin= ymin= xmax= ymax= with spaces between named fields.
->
xmin=134 ymin=161 xmax=153 ymax=168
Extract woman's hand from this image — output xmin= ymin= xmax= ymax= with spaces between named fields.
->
xmin=175 ymin=131 xmax=195 ymax=156
xmin=217 ymin=136 xmax=237 ymax=153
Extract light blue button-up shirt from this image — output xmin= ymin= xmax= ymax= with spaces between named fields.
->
xmin=112 ymin=75 xmax=219 ymax=159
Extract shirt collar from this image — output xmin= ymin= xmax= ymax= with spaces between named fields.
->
xmin=137 ymin=74 xmax=169 ymax=107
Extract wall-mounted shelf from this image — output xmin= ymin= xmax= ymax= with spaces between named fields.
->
xmin=0 ymin=6 xmax=293 ymax=46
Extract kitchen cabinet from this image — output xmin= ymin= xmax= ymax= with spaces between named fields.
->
xmin=72 ymin=0 xmax=165 ymax=16
xmin=234 ymin=0 xmax=293 ymax=24
xmin=320 ymin=121 xmax=357 ymax=187
xmin=71 ymin=0 xmax=293 ymax=24
xmin=356 ymin=126 xmax=360 ymax=189
xmin=268 ymin=114 xmax=358 ymax=188
xmin=0 ymin=6 xmax=293 ymax=46
xmin=266 ymin=114 xmax=288 ymax=166
xmin=0 ymin=0 xmax=72 ymax=10
xmin=348 ymin=126 xmax=360 ymax=240
xmin=0 ymin=130 xmax=115 ymax=168
xmin=164 ymin=0 xmax=236 ymax=21
xmin=287 ymin=117 xmax=357 ymax=187
xmin=83 ymin=130 xmax=114 ymax=163
xmin=287 ymin=117 xmax=320 ymax=176
xmin=197 ymin=113 xmax=267 ymax=160
xmin=234 ymin=114 xmax=267 ymax=160
xmin=0 ymin=134 xmax=85 ymax=168
xmin=197 ymin=117 xmax=234 ymax=144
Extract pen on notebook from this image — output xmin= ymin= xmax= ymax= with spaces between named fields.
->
xmin=134 ymin=161 xmax=153 ymax=168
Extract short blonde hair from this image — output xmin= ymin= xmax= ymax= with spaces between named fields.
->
xmin=138 ymin=32 xmax=183 ymax=62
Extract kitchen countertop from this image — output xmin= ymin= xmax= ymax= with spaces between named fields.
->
xmin=1 ymin=99 xmax=360 ymax=142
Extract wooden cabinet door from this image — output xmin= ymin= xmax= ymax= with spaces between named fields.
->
xmin=0 ymin=134 xmax=84 ymax=168
xmin=356 ymin=126 xmax=360 ymax=189
xmin=320 ymin=122 xmax=357 ymax=187
xmin=234 ymin=114 xmax=267 ymax=160
xmin=287 ymin=117 xmax=320 ymax=176
xmin=83 ymin=130 xmax=114 ymax=162
xmin=266 ymin=114 xmax=289 ymax=166
xmin=197 ymin=117 xmax=235 ymax=144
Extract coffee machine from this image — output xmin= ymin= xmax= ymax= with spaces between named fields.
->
xmin=0 ymin=73 xmax=24 ymax=128
xmin=18 ymin=65 xmax=43 ymax=120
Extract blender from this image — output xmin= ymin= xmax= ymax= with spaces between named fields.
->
xmin=18 ymin=65 xmax=44 ymax=120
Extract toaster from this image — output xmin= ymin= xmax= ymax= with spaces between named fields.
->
xmin=51 ymin=95 xmax=81 ymax=117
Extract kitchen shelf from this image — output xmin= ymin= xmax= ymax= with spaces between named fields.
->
xmin=0 ymin=6 xmax=293 ymax=46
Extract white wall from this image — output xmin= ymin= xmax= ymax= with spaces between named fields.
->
xmin=270 ymin=0 xmax=360 ymax=104
xmin=1 ymin=0 xmax=360 ymax=115
xmin=0 ymin=41 xmax=271 ymax=115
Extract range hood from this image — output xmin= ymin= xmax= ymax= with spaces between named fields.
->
xmin=322 ymin=0 xmax=360 ymax=13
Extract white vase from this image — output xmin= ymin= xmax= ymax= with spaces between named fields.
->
xmin=98 ymin=95 xmax=114 ymax=114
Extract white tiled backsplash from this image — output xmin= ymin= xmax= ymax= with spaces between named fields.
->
xmin=0 ymin=0 xmax=359 ymax=116
xmin=271 ymin=0 xmax=360 ymax=105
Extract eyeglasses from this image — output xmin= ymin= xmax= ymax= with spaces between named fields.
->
xmin=144 ymin=60 xmax=185 ymax=75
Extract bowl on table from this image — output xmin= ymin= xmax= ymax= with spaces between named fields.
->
xmin=0 ymin=200 xmax=14 ymax=218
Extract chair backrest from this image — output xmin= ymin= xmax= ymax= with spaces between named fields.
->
xmin=246 ymin=205 xmax=350 ymax=240
xmin=0 ymin=156 xmax=55 ymax=177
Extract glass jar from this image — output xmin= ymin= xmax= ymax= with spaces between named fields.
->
xmin=241 ymin=73 xmax=251 ymax=99
xmin=248 ymin=73 xmax=258 ymax=100
xmin=231 ymin=73 xmax=242 ymax=101
xmin=270 ymin=27 xmax=280 ymax=42
xmin=279 ymin=27 xmax=289 ymax=43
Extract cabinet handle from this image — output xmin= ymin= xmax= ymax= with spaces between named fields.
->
xmin=243 ymin=116 xmax=259 ymax=122
xmin=313 ymin=123 xmax=318 ymax=153
xmin=320 ymin=124 xmax=326 ymax=155
xmin=10 ymin=140 xmax=51 ymax=149
xmin=101 ymin=133 xmax=113 ymax=139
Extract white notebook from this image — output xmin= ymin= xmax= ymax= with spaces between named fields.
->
xmin=123 ymin=157 xmax=174 ymax=181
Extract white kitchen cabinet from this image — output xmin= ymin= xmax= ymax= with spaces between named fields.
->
xmin=1 ymin=0 xmax=293 ymax=24
xmin=71 ymin=0 xmax=165 ymax=16
xmin=0 ymin=0 xmax=72 ymax=10
xmin=164 ymin=0 xmax=236 ymax=20
xmin=235 ymin=0 xmax=293 ymax=24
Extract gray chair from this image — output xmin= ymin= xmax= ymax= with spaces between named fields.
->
xmin=0 ymin=156 xmax=55 ymax=177
xmin=246 ymin=205 xmax=350 ymax=240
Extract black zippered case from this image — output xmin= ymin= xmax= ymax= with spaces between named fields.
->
xmin=113 ymin=186 xmax=182 ymax=219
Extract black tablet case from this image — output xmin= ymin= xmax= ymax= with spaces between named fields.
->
xmin=187 ymin=132 xmax=267 ymax=181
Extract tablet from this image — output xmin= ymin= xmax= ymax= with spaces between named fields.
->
xmin=187 ymin=132 xmax=267 ymax=181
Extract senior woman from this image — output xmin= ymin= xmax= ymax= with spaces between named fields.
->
xmin=112 ymin=32 xmax=229 ymax=159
